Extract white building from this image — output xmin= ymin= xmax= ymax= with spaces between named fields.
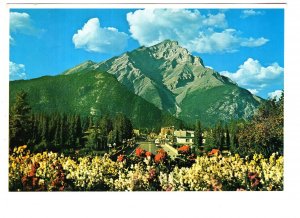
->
xmin=174 ymin=130 xmax=195 ymax=144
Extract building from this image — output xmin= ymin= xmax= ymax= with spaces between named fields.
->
xmin=160 ymin=126 xmax=175 ymax=139
xmin=133 ymin=129 xmax=140 ymax=136
xmin=174 ymin=130 xmax=195 ymax=144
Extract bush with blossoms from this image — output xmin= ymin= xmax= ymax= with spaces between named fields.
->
xmin=9 ymin=145 xmax=283 ymax=191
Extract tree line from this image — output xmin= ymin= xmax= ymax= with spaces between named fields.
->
xmin=9 ymin=91 xmax=133 ymax=154
xmin=193 ymin=92 xmax=283 ymax=157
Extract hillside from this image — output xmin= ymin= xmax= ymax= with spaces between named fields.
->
xmin=9 ymin=69 xmax=180 ymax=129
xmin=84 ymin=40 xmax=263 ymax=125
xmin=10 ymin=40 xmax=264 ymax=127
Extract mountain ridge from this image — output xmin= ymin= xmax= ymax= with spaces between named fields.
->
xmin=10 ymin=69 xmax=181 ymax=129
xmin=63 ymin=39 xmax=263 ymax=124
xmin=10 ymin=39 xmax=263 ymax=126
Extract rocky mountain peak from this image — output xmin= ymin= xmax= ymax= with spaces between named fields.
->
xmin=145 ymin=40 xmax=204 ymax=67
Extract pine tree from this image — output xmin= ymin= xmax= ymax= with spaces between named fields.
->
xmin=9 ymin=90 xmax=32 ymax=148
xmin=75 ymin=115 xmax=83 ymax=148
xmin=225 ymin=124 xmax=230 ymax=150
xmin=194 ymin=120 xmax=203 ymax=153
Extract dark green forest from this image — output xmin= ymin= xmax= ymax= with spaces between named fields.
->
xmin=9 ymin=90 xmax=283 ymax=157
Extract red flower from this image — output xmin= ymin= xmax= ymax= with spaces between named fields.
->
xmin=251 ymin=178 xmax=261 ymax=188
xmin=178 ymin=145 xmax=190 ymax=153
xmin=135 ymin=148 xmax=144 ymax=157
xmin=154 ymin=149 xmax=167 ymax=163
xmin=117 ymin=154 xmax=125 ymax=162
xmin=248 ymin=172 xmax=258 ymax=180
xmin=208 ymin=149 xmax=219 ymax=156
xmin=148 ymin=169 xmax=156 ymax=181
xmin=145 ymin=151 xmax=152 ymax=158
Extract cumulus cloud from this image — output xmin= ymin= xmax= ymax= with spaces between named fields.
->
xmin=241 ymin=9 xmax=265 ymax=19
xmin=126 ymin=9 xmax=268 ymax=54
xmin=72 ymin=18 xmax=128 ymax=54
xmin=220 ymin=58 xmax=284 ymax=95
xmin=268 ymin=90 xmax=283 ymax=100
xmin=10 ymin=12 xmax=39 ymax=35
xmin=9 ymin=61 xmax=27 ymax=81
xmin=10 ymin=12 xmax=41 ymax=43
xmin=240 ymin=37 xmax=269 ymax=47
xmin=202 ymin=13 xmax=228 ymax=28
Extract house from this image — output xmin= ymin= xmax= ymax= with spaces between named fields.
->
xmin=133 ymin=129 xmax=140 ymax=136
xmin=159 ymin=126 xmax=175 ymax=139
xmin=174 ymin=130 xmax=195 ymax=144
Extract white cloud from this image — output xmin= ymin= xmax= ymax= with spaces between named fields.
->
xmin=72 ymin=18 xmax=128 ymax=54
xmin=10 ymin=12 xmax=40 ymax=43
xmin=126 ymin=9 xmax=268 ymax=54
xmin=9 ymin=61 xmax=27 ymax=81
xmin=241 ymin=10 xmax=265 ymax=19
xmin=268 ymin=90 xmax=283 ymax=100
xmin=220 ymin=58 xmax=284 ymax=95
xmin=10 ymin=12 xmax=38 ymax=34
xmin=202 ymin=13 xmax=228 ymax=28
xmin=240 ymin=37 xmax=269 ymax=47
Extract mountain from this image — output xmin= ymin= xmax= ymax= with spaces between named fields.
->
xmin=64 ymin=40 xmax=262 ymax=125
xmin=10 ymin=40 xmax=263 ymax=127
xmin=9 ymin=69 xmax=181 ymax=129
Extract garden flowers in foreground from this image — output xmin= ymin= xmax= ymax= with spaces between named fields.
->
xmin=9 ymin=145 xmax=283 ymax=191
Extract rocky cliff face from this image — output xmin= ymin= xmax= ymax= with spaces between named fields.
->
xmin=63 ymin=40 xmax=263 ymax=125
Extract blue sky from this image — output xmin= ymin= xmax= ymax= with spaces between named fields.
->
xmin=9 ymin=8 xmax=284 ymax=99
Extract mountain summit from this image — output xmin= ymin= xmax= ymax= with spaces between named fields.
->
xmin=91 ymin=40 xmax=262 ymax=124
xmin=10 ymin=40 xmax=263 ymax=127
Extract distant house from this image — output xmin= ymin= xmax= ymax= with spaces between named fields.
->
xmin=174 ymin=130 xmax=195 ymax=144
xmin=133 ymin=129 xmax=140 ymax=136
xmin=149 ymin=132 xmax=158 ymax=138
xmin=159 ymin=126 xmax=175 ymax=139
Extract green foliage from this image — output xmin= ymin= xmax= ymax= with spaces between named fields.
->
xmin=194 ymin=120 xmax=203 ymax=153
xmin=180 ymin=85 xmax=262 ymax=126
xmin=236 ymin=92 xmax=284 ymax=157
xmin=9 ymin=90 xmax=32 ymax=148
xmin=203 ymin=130 xmax=217 ymax=152
xmin=9 ymin=69 xmax=181 ymax=129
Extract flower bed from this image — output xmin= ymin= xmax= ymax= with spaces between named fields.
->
xmin=9 ymin=145 xmax=283 ymax=191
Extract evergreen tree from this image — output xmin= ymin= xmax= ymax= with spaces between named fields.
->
xmin=75 ymin=115 xmax=83 ymax=148
xmin=203 ymin=129 xmax=216 ymax=152
xmin=9 ymin=90 xmax=32 ymax=148
xmin=59 ymin=114 xmax=67 ymax=147
xmin=98 ymin=115 xmax=113 ymax=149
xmin=194 ymin=120 xmax=203 ymax=153
xmin=225 ymin=124 xmax=230 ymax=150
xmin=113 ymin=113 xmax=133 ymax=146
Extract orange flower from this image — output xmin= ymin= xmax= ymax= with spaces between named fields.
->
xmin=117 ymin=154 xmax=125 ymax=162
xmin=145 ymin=151 xmax=152 ymax=158
xmin=208 ymin=149 xmax=219 ymax=156
xmin=135 ymin=148 xmax=144 ymax=157
xmin=178 ymin=145 xmax=190 ymax=153
xmin=154 ymin=149 xmax=167 ymax=163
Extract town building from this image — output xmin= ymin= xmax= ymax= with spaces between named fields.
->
xmin=174 ymin=130 xmax=195 ymax=144
xmin=133 ymin=129 xmax=140 ymax=136
xmin=159 ymin=126 xmax=175 ymax=139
